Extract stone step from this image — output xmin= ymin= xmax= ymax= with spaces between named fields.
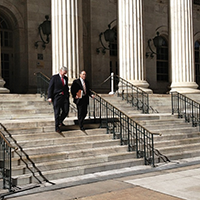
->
xmin=185 ymin=94 xmax=200 ymax=102
xmin=12 ymin=152 xmax=137 ymax=176
xmin=0 ymin=94 xmax=44 ymax=101
xmin=13 ymin=132 xmax=112 ymax=148
xmin=0 ymin=114 xmax=54 ymax=120
xmin=13 ymin=157 xmax=143 ymax=186
xmin=152 ymin=127 xmax=198 ymax=135
xmin=166 ymin=149 xmax=200 ymax=162
xmin=0 ymin=109 xmax=53 ymax=115
xmin=154 ymin=137 xmax=200 ymax=148
xmin=142 ymin=123 xmax=194 ymax=131
xmin=131 ymin=113 xmax=176 ymax=121
xmin=139 ymin=117 xmax=187 ymax=125
xmin=0 ymin=118 xmax=75 ymax=130
xmin=17 ymin=144 xmax=127 ymax=157
xmin=12 ymin=145 xmax=128 ymax=166
xmin=158 ymin=143 xmax=200 ymax=155
xmin=154 ymin=132 xmax=200 ymax=141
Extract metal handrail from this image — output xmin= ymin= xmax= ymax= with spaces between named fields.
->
xmin=34 ymin=72 xmax=50 ymax=100
xmin=0 ymin=129 xmax=17 ymax=192
xmin=89 ymin=90 xmax=163 ymax=167
xmin=0 ymin=123 xmax=55 ymax=193
xmin=111 ymin=74 xmax=158 ymax=113
xmin=171 ymin=92 xmax=200 ymax=130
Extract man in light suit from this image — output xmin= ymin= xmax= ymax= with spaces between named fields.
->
xmin=48 ymin=66 xmax=70 ymax=133
xmin=71 ymin=71 xmax=94 ymax=130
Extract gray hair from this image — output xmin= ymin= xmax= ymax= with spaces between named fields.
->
xmin=61 ymin=66 xmax=68 ymax=72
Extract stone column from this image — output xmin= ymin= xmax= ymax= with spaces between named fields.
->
xmin=170 ymin=0 xmax=199 ymax=93
xmin=118 ymin=0 xmax=152 ymax=93
xmin=0 ymin=33 xmax=9 ymax=93
xmin=51 ymin=0 xmax=81 ymax=83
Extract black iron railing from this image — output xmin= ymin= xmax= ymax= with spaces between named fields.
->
xmin=172 ymin=92 xmax=200 ymax=129
xmin=112 ymin=75 xmax=157 ymax=114
xmin=0 ymin=128 xmax=17 ymax=192
xmin=35 ymin=72 xmax=50 ymax=100
xmin=89 ymin=91 xmax=161 ymax=166
xmin=0 ymin=123 xmax=55 ymax=193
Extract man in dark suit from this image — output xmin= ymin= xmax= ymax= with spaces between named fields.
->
xmin=48 ymin=66 xmax=70 ymax=133
xmin=71 ymin=71 xmax=94 ymax=130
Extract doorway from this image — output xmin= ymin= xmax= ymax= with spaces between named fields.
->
xmin=0 ymin=16 xmax=14 ymax=92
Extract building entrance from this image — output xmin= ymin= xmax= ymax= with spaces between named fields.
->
xmin=0 ymin=16 xmax=14 ymax=92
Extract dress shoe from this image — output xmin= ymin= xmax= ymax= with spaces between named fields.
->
xmin=80 ymin=127 xmax=85 ymax=131
xmin=59 ymin=123 xmax=67 ymax=127
xmin=56 ymin=129 xmax=65 ymax=137
xmin=56 ymin=129 xmax=62 ymax=133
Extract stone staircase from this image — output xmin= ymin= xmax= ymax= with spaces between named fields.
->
xmin=101 ymin=93 xmax=200 ymax=164
xmin=0 ymin=94 xmax=144 ymax=189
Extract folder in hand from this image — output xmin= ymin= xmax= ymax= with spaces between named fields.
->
xmin=76 ymin=90 xmax=83 ymax=99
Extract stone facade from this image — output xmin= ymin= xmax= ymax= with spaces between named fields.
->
xmin=1 ymin=0 xmax=200 ymax=94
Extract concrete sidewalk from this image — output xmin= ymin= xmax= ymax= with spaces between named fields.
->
xmin=4 ymin=163 xmax=200 ymax=200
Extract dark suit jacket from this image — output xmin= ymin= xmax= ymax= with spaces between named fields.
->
xmin=48 ymin=74 xmax=69 ymax=102
xmin=71 ymin=78 xmax=92 ymax=105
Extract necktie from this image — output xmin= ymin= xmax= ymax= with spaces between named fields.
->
xmin=82 ymin=80 xmax=86 ymax=94
xmin=61 ymin=77 xmax=64 ymax=86
xmin=61 ymin=77 xmax=64 ymax=95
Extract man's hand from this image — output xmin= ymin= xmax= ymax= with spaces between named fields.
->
xmin=48 ymin=98 xmax=52 ymax=103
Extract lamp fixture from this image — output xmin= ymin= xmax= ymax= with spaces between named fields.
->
xmin=146 ymin=32 xmax=164 ymax=58
xmin=35 ymin=15 xmax=51 ymax=49
xmin=96 ymin=19 xmax=117 ymax=54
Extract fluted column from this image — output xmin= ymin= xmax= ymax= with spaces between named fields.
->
xmin=170 ymin=0 xmax=199 ymax=93
xmin=51 ymin=0 xmax=80 ymax=83
xmin=118 ymin=0 xmax=152 ymax=93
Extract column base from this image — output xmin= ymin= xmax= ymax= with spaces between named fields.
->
xmin=117 ymin=80 xmax=153 ymax=94
xmin=128 ymin=80 xmax=153 ymax=94
xmin=0 ymin=78 xmax=10 ymax=93
xmin=170 ymin=82 xmax=200 ymax=94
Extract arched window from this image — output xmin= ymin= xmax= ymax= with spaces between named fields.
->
xmin=0 ymin=16 xmax=13 ymax=47
xmin=156 ymin=37 xmax=168 ymax=82
xmin=195 ymin=40 xmax=200 ymax=87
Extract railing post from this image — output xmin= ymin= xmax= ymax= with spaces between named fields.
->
xmin=192 ymin=101 xmax=194 ymax=126
xmin=127 ymin=118 xmax=130 ymax=151
xmin=120 ymin=112 xmax=122 ymax=145
xmin=143 ymin=129 xmax=146 ymax=165
xmin=3 ymin=141 xmax=5 ymax=189
xmin=199 ymin=104 xmax=200 ymax=131
xmin=171 ymin=92 xmax=174 ymax=114
xmin=177 ymin=93 xmax=180 ymax=118
xmin=106 ymin=102 xmax=109 ymax=134
xmin=113 ymin=107 xmax=115 ymax=139
xmin=146 ymin=94 xmax=149 ymax=114
xmin=136 ymin=123 xmax=138 ymax=158
xmin=9 ymin=147 xmax=12 ymax=191
xmin=184 ymin=96 xmax=187 ymax=122
xmin=151 ymin=135 xmax=155 ymax=167
xmin=109 ymin=72 xmax=115 ymax=95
